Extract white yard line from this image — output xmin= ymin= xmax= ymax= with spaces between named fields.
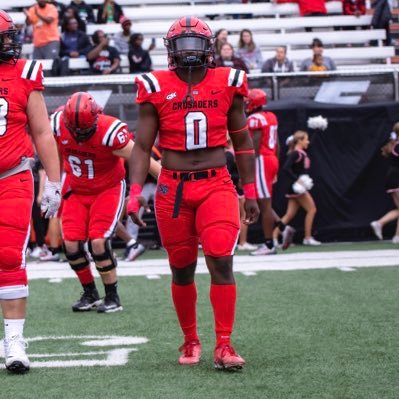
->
xmin=27 ymin=249 xmax=399 ymax=280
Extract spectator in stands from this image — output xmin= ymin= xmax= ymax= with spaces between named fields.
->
xmin=61 ymin=6 xmax=86 ymax=33
xmin=277 ymin=0 xmax=327 ymax=17
xmin=307 ymin=53 xmax=328 ymax=73
xmin=87 ymin=30 xmax=121 ymax=74
xmin=300 ymin=38 xmax=336 ymax=71
xmin=343 ymin=0 xmax=366 ymax=17
xmin=371 ymin=0 xmax=392 ymax=46
xmin=370 ymin=124 xmax=399 ymax=242
xmin=59 ymin=17 xmax=91 ymax=75
xmin=128 ymin=33 xmax=153 ymax=73
xmin=48 ymin=0 xmax=66 ymax=25
xmin=261 ymin=46 xmax=295 ymax=73
xmin=214 ymin=28 xmax=229 ymax=57
xmin=114 ymin=16 xmax=132 ymax=55
xmin=24 ymin=0 xmax=60 ymax=59
xmin=236 ymin=29 xmax=263 ymax=71
xmin=215 ymin=42 xmax=249 ymax=73
xmin=97 ymin=0 xmax=124 ymax=24
xmin=69 ymin=0 xmax=95 ymax=27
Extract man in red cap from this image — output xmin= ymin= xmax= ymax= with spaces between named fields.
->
xmin=114 ymin=16 xmax=132 ymax=55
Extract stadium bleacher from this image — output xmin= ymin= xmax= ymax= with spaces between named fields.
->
xmin=9 ymin=1 xmax=397 ymax=72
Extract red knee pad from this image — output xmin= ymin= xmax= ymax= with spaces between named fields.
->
xmin=167 ymin=242 xmax=198 ymax=268
xmin=201 ymin=224 xmax=240 ymax=258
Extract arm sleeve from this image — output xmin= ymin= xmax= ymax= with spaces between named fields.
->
xmin=228 ymin=68 xmax=248 ymax=98
xmin=109 ymin=126 xmax=130 ymax=150
xmin=134 ymin=73 xmax=161 ymax=106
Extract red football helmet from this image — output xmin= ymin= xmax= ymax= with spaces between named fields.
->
xmin=245 ymin=88 xmax=267 ymax=114
xmin=63 ymin=92 xmax=102 ymax=142
xmin=164 ymin=16 xmax=214 ymax=70
xmin=0 ymin=10 xmax=21 ymax=64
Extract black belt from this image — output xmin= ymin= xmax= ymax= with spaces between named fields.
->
xmin=172 ymin=169 xmax=217 ymax=218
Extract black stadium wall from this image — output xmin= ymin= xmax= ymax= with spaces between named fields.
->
xmin=248 ymin=100 xmax=399 ymax=243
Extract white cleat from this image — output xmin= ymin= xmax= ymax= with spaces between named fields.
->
xmin=370 ymin=221 xmax=383 ymax=240
xmin=4 ymin=335 xmax=30 ymax=374
xmin=124 ymin=243 xmax=146 ymax=261
xmin=392 ymin=235 xmax=399 ymax=244
xmin=281 ymin=225 xmax=295 ymax=250
xmin=303 ymin=237 xmax=321 ymax=246
xmin=236 ymin=242 xmax=258 ymax=251
xmin=250 ymin=244 xmax=277 ymax=256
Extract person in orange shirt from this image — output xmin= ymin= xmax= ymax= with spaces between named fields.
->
xmin=24 ymin=0 xmax=60 ymax=59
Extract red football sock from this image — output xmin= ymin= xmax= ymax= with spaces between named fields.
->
xmin=171 ymin=282 xmax=198 ymax=343
xmin=75 ymin=267 xmax=94 ymax=285
xmin=210 ymin=284 xmax=236 ymax=346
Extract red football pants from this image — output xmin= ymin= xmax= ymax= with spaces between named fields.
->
xmin=155 ymin=167 xmax=240 ymax=268
xmin=0 ymin=170 xmax=33 ymax=288
xmin=255 ymin=155 xmax=279 ymax=199
xmin=61 ymin=180 xmax=126 ymax=241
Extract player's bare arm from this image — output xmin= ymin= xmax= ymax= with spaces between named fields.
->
xmin=113 ymin=138 xmax=161 ymax=179
xmin=251 ymin=128 xmax=262 ymax=156
xmin=228 ymin=95 xmax=260 ymax=224
xmin=127 ymin=102 xmax=158 ymax=226
xmin=27 ymin=90 xmax=60 ymax=183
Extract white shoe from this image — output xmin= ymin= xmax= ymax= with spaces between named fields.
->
xmin=370 ymin=221 xmax=383 ymax=240
xmin=4 ymin=335 xmax=30 ymax=373
xmin=392 ymin=235 xmax=399 ymax=244
xmin=30 ymin=246 xmax=45 ymax=258
xmin=273 ymin=238 xmax=280 ymax=248
xmin=236 ymin=242 xmax=258 ymax=251
xmin=303 ymin=237 xmax=321 ymax=246
xmin=281 ymin=225 xmax=295 ymax=250
xmin=124 ymin=243 xmax=146 ymax=261
xmin=39 ymin=251 xmax=60 ymax=262
xmin=250 ymin=244 xmax=277 ymax=256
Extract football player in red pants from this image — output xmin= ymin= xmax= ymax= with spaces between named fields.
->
xmin=0 ymin=10 xmax=61 ymax=373
xmin=50 ymin=92 xmax=160 ymax=313
xmin=128 ymin=16 xmax=259 ymax=370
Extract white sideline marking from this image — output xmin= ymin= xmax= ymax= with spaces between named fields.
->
xmin=338 ymin=266 xmax=356 ymax=272
xmin=27 ymin=250 xmax=399 ymax=280
xmin=146 ymin=274 xmax=161 ymax=280
xmin=48 ymin=278 xmax=63 ymax=283
xmin=0 ymin=335 xmax=148 ymax=369
xmin=241 ymin=271 xmax=257 ymax=276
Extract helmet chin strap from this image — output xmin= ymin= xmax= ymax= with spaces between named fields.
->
xmin=183 ymin=66 xmax=195 ymax=104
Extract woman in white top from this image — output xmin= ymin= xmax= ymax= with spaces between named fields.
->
xmin=235 ymin=29 xmax=263 ymax=71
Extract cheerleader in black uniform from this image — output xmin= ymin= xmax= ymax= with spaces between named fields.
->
xmin=370 ymin=124 xmax=399 ymax=242
xmin=273 ymin=130 xmax=321 ymax=246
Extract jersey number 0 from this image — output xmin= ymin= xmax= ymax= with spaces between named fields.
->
xmin=185 ymin=111 xmax=208 ymax=150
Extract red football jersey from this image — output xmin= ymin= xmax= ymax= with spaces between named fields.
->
xmin=50 ymin=112 xmax=130 ymax=194
xmin=248 ymin=111 xmax=279 ymax=156
xmin=135 ymin=67 xmax=248 ymax=151
xmin=0 ymin=59 xmax=44 ymax=175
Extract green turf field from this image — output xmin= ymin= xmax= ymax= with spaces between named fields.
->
xmin=2 ymin=247 xmax=399 ymax=399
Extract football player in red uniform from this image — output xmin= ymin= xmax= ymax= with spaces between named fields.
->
xmin=0 ymin=10 xmax=61 ymax=373
xmin=51 ymin=92 xmax=160 ymax=314
xmin=246 ymin=89 xmax=295 ymax=255
xmin=128 ymin=16 xmax=259 ymax=370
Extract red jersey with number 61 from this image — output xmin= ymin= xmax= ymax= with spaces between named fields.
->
xmin=50 ymin=111 xmax=130 ymax=194
xmin=0 ymin=59 xmax=44 ymax=175
xmin=135 ymin=67 xmax=248 ymax=151
xmin=247 ymin=111 xmax=279 ymax=157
